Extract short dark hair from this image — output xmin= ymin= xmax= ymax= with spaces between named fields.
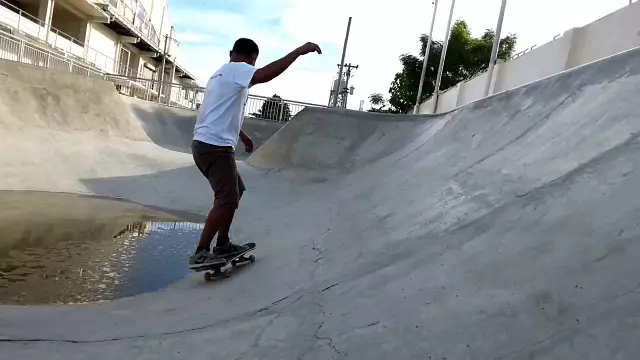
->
xmin=232 ymin=38 xmax=259 ymax=56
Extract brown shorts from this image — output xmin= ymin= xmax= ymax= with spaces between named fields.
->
xmin=191 ymin=140 xmax=246 ymax=209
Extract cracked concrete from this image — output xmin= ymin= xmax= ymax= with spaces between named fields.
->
xmin=2 ymin=47 xmax=640 ymax=359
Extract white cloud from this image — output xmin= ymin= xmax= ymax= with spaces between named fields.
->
xmin=171 ymin=0 xmax=632 ymax=110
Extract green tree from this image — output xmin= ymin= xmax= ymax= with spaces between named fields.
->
xmin=367 ymin=93 xmax=399 ymax=113
xmin=388 ymin=20 xmax=517 ymax=113
xmin=368 ymin=93 xmax=387 ymax=112
xmin=251 ymin=94 xmax=292 ymax=122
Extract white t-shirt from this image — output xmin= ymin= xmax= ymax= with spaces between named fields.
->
xmin=193 ymin=62 xmax=257 ymax=149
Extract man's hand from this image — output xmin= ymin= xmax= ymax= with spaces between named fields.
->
xmin=296 ymin=42 xmax=322 ymax=56
xmin=240 ymin=131 xmax=254 ymax=154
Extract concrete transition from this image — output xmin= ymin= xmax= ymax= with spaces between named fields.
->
xmin=1 ymin=46 xmax=640 ymax=359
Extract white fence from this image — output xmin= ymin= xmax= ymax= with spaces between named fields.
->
xmin=0 ymin=30 xmax=103 ymax=78
xmin=419 ymin=2 xmax=640 ymax=114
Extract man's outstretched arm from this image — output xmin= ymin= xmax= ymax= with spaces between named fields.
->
xmin=251 ymin=42 xmax=321 ymax=85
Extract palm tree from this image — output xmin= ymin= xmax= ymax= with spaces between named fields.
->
xmin=368 ymin=93 xmax=387 ymax=112
xmin=369 ymin=93 xmax=385 ymax=107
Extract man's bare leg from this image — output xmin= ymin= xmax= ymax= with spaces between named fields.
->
xmin=197 ymin=192 xmax=241 ymax=251
xmin=215 ymin=208 xmax=236 ymax=247
xmin=196 ymin=206 xmax=225 ymax=251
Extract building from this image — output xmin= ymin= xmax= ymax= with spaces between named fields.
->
xmin=0 ymin=0 xmax=200 ymax=108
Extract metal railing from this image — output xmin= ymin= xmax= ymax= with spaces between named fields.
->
xmin=0 ymin=0 xmax=85 ymax=56
xmin=112 ymin=76 xmax=328 ymax=117
xmin=0 ymin=21 xmax=328 ymax=117
xmin=0 ymin=30 xmax=103 ymax=77
xmin=108 ymin=75 xmax=202 ymax=109
xmin=106 ymin=0 xmax=160 ymax=48
xmin=244 ymin=94 xmax=327 ymax=122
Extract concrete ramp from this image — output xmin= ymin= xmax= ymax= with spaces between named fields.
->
xmin=125 ymin=96 xmax=285 ymax=158
xmin=247 ymin=107 xmax=446 ymax=173
xmin=2 ymin=47 xmax=640 ymax=359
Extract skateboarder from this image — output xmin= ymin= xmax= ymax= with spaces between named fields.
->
xmin=189 ymin=38 xmax=322 ymax=267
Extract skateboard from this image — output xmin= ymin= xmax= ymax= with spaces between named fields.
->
xmin=192 ymin=242 xmax=256 ymax=281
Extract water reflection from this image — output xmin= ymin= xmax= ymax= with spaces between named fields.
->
xmin=0 ymin=191 xmax=203 ymax=305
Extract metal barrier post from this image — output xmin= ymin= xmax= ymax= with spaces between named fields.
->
xmin=278 ymin=100 xmax=284 ymax=122
xmin=18 ymin=40 xmax=24 ymax=62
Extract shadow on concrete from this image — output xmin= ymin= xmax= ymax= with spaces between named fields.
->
xmin=128 ymin=104 xmax=196 ymax=155
xmin=77 ymin=165 xmax=212 ymax=216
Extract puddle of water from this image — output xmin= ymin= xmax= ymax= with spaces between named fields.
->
xmin=0 ymin=191 xmax=204 ymax=305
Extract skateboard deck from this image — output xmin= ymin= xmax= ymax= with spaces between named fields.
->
xmin=192 ymin=242 xmax=256 ymax=281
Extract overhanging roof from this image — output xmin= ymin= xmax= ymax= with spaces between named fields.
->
xmin=58 ymin=0 xmax=109 ymax=22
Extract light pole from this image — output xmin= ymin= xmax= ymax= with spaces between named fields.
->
xmin=433 ymin=0 xmax=456 ymax=113
xmin=483 ymin=0 xmax=508 ymax=97
xmin=333 ymin=17 xmax=352 ymax=107
xmin=414 ymin=0 xmax=439 ymax=114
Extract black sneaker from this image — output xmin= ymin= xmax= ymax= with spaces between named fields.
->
xmin=215 ymin=241 xmax=250 ymax=258
xmin=188 ymin=249 xmax=223 ymax=269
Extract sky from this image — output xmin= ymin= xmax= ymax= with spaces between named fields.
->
xmin=167 ymin=0 xmax=634 ymax=110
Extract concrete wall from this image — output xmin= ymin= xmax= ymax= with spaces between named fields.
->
xmin=86 ymin=22 xmax=118 ymax=71
xmin=456 ymin=72 xmax=489 ymax=109
xmin=437 ymin=84 xmax=460 ymax=112
xmin=419 ymin=2 xmax=640 ymax=114
xmin=566 ymin=5 xmax=640 ymax=68
xmin=494 ymin=29 xmax=575 ymax=93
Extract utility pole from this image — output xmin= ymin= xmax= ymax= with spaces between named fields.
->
xmin=414 ymin=0 xmax=439 ymax=114
xmin=158 ymin=26 xmax=179 ymax=104
xmin=432 ymin=0 xmax=456 ymax=113
xmin=158 ymin=34 xmax=168 ymax=103
xmin=333 ymin=17 xmax=352 ymax=107
xmin=328 ymin=63 xmax=358 ymax=108
xmin=484 ymin=0 xmax=507 ymax=97
xmin=341 ymin=63 xmax=358 ymax=108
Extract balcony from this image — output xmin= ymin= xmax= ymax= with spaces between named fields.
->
xmin=97 ymin=0 xmax=160 ymax=52
xmin=0 ymin=0 xmax=88 ymax=59
xmin=57 ymin=0 xmax=109 ymax=22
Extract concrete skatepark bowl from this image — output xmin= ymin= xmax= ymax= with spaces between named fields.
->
xmin=2 ymin=45 xmax=640 ymax=359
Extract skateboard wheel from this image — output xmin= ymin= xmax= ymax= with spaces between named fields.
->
xmin=204 ymin=272 xmax=212 ymax=281
xmin=249 ymin=255 xmax=255 ymax=263
xmin=223 ymin=269 xmax=232 ymax=278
